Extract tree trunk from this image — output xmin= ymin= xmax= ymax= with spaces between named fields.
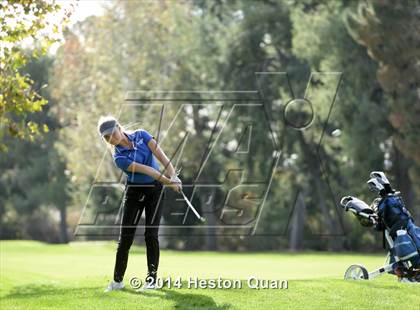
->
xmin=297 ymin=132 xmax=342 ymax=251
xmin=289 ymin=190 xmax=306 ymax=251
xmin=192 ymin=105 xmax=219 ymax=250
xmin=59 ymin=206 xmax=68 ymax=243
xmin=393 ymin=145 xmax=415 ymax=218
xmin=200 ymin=188 xmax=218 ymax=250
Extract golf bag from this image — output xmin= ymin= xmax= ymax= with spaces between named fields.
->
xmin=340 ymin=194 xmax=420 ymax=282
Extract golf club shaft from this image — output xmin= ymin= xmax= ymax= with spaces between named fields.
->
xmin=180 ymin=191 xmax=203 ymax=220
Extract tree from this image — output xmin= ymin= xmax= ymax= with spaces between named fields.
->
xmin=0 ymin=54 xmax=71 ymax=243
xmin=0 ymin=0 xmax=71 ymax=152
xmin=345 ymin=0 xmax=420 ymax=218
xmin=51 ymin=1 xmax=233 ymax=249
xmin=218 ymin=0 xmax=350 ymax=250
xmin=291 ymin=0 xmax=393 ymax=250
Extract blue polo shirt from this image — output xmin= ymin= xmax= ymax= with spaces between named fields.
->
xmin=114 ymin=129 xmax=160 ymax=184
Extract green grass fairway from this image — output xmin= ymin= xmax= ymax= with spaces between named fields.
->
xmin=1 ymin=241 xmax=419 ymax=309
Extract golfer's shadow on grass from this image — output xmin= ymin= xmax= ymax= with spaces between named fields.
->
xmin=124 ymin=288 xmax=231 ymax=309
xmin=2 ymin=284 xmax=231 ymax=309
xmin=1 ymin=284 xmax=103 ymax=300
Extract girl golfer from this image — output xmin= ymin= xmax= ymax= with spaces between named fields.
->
xmin=98 ymin=116 xmax=181 ymax=292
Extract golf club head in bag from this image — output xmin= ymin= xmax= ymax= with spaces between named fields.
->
xmin=340 ymin=196 xmax=373 ymax=213
xmin=340 ymin=196 xmax=377 ymax=227
xmin=366 ymin=177 xmax=385 ymax=194
xmin=370 ymin=171 xmax=394 ymax=194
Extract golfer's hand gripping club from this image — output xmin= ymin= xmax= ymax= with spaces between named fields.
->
xmin=169 ymin=169 xmax=182 ymax=192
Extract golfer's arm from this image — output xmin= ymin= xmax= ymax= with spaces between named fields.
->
xmin=148 ymin=139 xmax=176 ymax=178
xmin=126 ymin=162 xmax=171 ymax=184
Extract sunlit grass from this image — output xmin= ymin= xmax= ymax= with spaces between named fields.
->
xmin=1 ymin=241 xmax=419 ymax=309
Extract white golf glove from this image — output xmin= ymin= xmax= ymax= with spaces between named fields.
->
xmin=170 ymin=173 xmax=182 ymax=191
xmin=170 ymin=173 xmax=181 ymax=182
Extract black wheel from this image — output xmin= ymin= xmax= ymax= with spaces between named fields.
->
xmin=344 ymin=264 xmax=369 ymax=280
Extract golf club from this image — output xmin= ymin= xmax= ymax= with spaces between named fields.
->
xmin=180 ymin=190 xmax=206 ymax=222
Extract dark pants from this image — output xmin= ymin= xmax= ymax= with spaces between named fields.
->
xmin=113 ymin=180 xmax=163 ymax=282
